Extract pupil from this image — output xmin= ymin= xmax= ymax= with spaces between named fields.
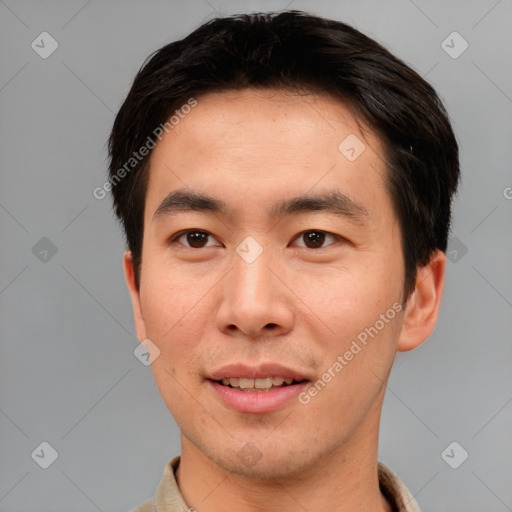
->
xmin=187 ymin=231 xmax=207 ymax=247
xmin=305 ymin=231 xmax=325 ymax=248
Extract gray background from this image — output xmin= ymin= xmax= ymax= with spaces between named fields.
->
xmin=1 ymin=0 xmax=511 ymax=510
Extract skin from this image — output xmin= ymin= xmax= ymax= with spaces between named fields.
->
xmin=123 ymin=88 xmax=446 ymax=512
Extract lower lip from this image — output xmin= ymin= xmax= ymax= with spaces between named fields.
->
xmin=209 ymin=380 xmax=309 ymax=414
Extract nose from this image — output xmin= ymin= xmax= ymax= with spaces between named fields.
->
xmin=215 ymin=245 xmax=295 ymax=339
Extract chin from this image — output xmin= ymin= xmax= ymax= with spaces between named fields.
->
xmin=197 ymin=433 xmax=330 ymax=480
xmin=220 ymin=451 xmax=311 ymax=479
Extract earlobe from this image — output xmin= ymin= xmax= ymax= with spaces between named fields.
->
xmin=123 ymin=250 xmax=147 ymax=341
xmin=397 ymin=250 xmax=446 ymax=352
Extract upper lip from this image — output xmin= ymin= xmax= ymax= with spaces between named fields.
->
xmin=208 ymin=363 xmax=310 ymax=381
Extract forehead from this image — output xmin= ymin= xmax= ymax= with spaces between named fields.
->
xmin=145 ymin=88 xmax=390 ymax=222
xmin=158 ymin=88 xmax=374 ymax=155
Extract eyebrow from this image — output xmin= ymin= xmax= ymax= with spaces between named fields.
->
xmin=152 ymin=188 xmax=369 ymax=223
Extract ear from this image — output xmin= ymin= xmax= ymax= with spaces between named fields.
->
xmin=397 ymin=250 xmax=446 ymax=352
xmin=123 ymin=250 xmax=147 ymax=342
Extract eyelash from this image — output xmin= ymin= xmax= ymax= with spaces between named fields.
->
xmin=169 ymin=229 xmax=342 ymax=249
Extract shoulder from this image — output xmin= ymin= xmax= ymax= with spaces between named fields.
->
xmin=378 ymin=462 xmax=421 ymax=512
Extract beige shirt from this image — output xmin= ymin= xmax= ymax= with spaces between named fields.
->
xmin=132 ymin=456 xmax=420 ymax=512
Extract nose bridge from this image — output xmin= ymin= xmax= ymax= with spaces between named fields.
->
xmin=230 ymin=242 xmax=275 ymax=307
xmin=216 ymin=239 xmax=294 ymax=337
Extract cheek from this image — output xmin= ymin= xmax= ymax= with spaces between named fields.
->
xmin=292 ymin=259 xmax=402 ymax=335
xmin=140 ymin=253 xmax=211 ymax=328
xmin=289 ymin=258 xmax=403 ymax=402
xmin=139 ymin=267 xmax=214 ymax=373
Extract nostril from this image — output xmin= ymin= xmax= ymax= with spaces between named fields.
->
xmin=225 ymin=323 xmax=278 ymax=333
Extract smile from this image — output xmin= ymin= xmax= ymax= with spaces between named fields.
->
xmin=217 ymin=376 xmax=306 ymax=391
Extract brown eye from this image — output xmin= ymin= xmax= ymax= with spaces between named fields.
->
xmin=303 ymin=231 xmax=326 ymax=248
xmin=174 ymin=230 xmax=219 ymax=248
xmin=186 ymin=231 xmax=209 ymax=248
xmin=292 ymin=230 xmax=338 ymax=249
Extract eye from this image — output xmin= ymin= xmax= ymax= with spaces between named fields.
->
xmin=291 ymin=230 xmax=340 ymax=249
xmin=172 ymin=230 xmax=220 ymax=248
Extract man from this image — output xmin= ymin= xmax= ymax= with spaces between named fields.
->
xmin=107 ymin=10 xmax=459 ymax=512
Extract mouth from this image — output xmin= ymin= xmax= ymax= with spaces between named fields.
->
xmin=213 ymin=376 xmax=308 ymax=392
xmin=207 ymin=364 xmax=311 ymax=413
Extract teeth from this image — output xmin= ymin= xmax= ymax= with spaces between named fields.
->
xmin=255 ymin=378 xmax=273 ymax=389
xmin=219 ymin=376 xmax=299 ymax=390
xmin=238 ymin=378 xmax=254 ymax=389
xmin=222 ymin=377 xmax=239 ymax=387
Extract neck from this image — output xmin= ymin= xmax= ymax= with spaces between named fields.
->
xmin=175 ymin=395 xmax=392 ymax=512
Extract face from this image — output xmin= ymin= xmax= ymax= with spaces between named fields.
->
xmin=126 ymin=88 xmax=413 ymax=478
